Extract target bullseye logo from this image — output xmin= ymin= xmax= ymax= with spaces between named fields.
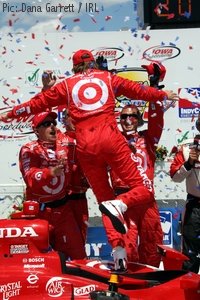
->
xmin=72 ymin=78 xmax=108 ymax=110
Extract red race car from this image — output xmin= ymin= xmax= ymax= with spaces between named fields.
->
xmin=0 ymin=201 xmax=199 ymax=300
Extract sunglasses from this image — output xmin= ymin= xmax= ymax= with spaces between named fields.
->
xmin=120 ymin=113 xmax=139 ymax=120
xmin=38 ymin=120 xmax=57 ymax=128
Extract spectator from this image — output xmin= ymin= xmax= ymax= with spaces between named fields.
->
xmin=170 ymin=119 xmax=200 ymax=273
xmin=109 ymin=62 xmax=166 ymax=270
xmin=19 ymin=111 xmax=88 ymax=260
xmin=0 ymin=49 xmax=178 ymax=240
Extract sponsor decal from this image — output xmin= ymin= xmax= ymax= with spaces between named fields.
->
xmin=24 ymin=263 xmax=45 ymax=269
xmin=143 ymin=45 xmax=181 ymax=62
xmin=72 ymin=78 xmax=108 ymax=111
xmin=74 ymin=285 xmax=95 ymax=296
xmin=25 ymin=69 xmax=40 ymax=86
xmin=26 ymin=69 xmax=62 ymax=87
xmin=15 ymin=107 xmax=26 ymax=115
xmin=0 ymin=226 xmax=38 ymax=238
xmin=85 ymin=242 xmax=107 ymax=257
xmin=10 ymin=244 xmax=29 ymax=254
xmin=27 ymin=274 xmax=39 ymax=285
xmin=46 ymin=277 xmax=64 ymax=297
xmin=178 ymin=87 xmax=200 ymax=118
xmin=35 ymin=171 xmax=42 ymax=181
xmin=0 ymin=281 xmax=22 ymax=300
xmin=131 ymin=153 xmax=153 ymax=192
xmin=28 ymin=257 xmax=45 ymax=263
xmin=91 ymin=47 xmax=124 ymax=62
xmin=160 ymin=211 xmax=173 ymax=247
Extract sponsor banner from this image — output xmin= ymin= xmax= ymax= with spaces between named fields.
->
xmin=178 ymin=87 xmax=200 ymax=118
xmin=115 ymin=68 xmax=149 ymax=122
xmin=86 ymin=227 xmax=112 ymax=260
xmin=160 ymin=210 xmax=173 ymax=247
xmin=142 ymin=45 xmax=181 ymax=62
xmin=157 ymin=201 xmax=184 ymax=251
xmin=91 ymin=47 xmax=124 ymax=62
xmin=87 ymin=205 xmax=184 ymax=260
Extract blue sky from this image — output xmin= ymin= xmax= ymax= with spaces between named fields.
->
xmin=0 ymin=0 xmax=140 ymax=33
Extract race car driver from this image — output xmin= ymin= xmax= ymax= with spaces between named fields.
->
xmin=0 ymin=49 xmax=178 ymax=240
xmin=108 ymin=62 xmax=165 ymax=270
xmin=19 ymin=111 xmax=88 ymax=260
xmin=41 ymin=70 xmax=89 ymax=247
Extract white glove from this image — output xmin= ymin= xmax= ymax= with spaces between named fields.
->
xmin=111 ymin=246 xmax=127 ymax=271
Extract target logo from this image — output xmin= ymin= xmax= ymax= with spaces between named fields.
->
xmin=72 ymin=78 xmax=108 ymax=111
xmin=35 ymin=171 xmax=42 ymax=180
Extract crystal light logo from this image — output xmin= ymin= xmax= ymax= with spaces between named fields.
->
xmin=0 ymin=281 xmax=21 ymax=300
xmin=143 ymin=45 xmax=181 ymax=62
xmin=91 ymin=47 xmax=124 ymax=61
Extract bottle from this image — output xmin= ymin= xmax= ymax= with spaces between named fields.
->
xmin=108 ymin=273 xmax=119 ymax=292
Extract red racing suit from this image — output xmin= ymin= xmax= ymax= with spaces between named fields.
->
xmin=109 ymin=101 xmax=164 ymax=267
xmin=58 ymin=130 xmax=89 ymax=249
xmin=19 ymin=130 xmax=88 ymax=259
xmin=170 ymin=142 xmax=200 ymax=273
xmin=9 ymin=70 xmax=167 ymax=211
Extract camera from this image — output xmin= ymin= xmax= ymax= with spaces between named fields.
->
xmin=189 ymin=139 xmax=200 ymax=151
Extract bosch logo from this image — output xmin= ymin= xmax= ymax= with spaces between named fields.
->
xmin=92 ymin=47 xmax=124 ymax=62
xmin=28 ymin=257 xmax=44 ymax=263
xmin=143 ymin=45 xmax=181 ymax=62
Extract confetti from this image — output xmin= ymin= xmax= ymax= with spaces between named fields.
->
xmin=90 ymin=16 xmax=97 ymax=23
xmin=9 ymin=88 xmax=18 ymax=94
xmin=61 ymin=25 xmax=68 ymax=30
xmin=105 ymin=16 xmax=112 ymax=21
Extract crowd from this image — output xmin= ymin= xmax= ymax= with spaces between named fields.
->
xmin=0 ymin=49 xmax=199 ymax=274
